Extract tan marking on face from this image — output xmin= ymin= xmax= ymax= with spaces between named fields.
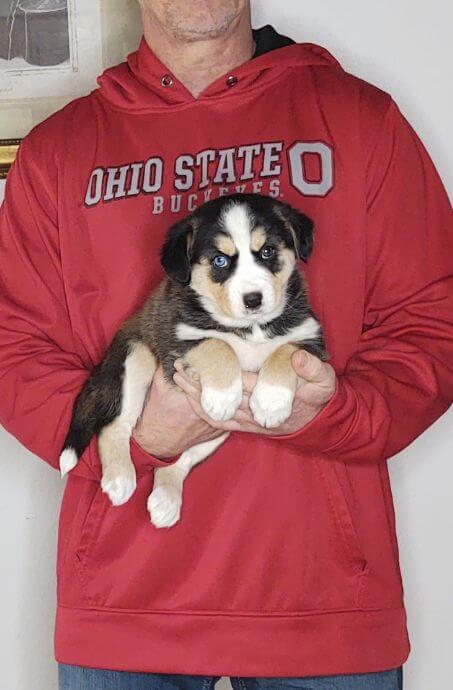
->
xmin=215 ymin=234 xmax=236 ymax=256
xmin=260 ymin=343 xmax=299 ymax=390
xmin=183 ymin=338 xmax=241 ymax=390
xmin=250 ymin=227 xmax=267 ymax=252
xmin=191 ymin=259 xmax=233 ymax=317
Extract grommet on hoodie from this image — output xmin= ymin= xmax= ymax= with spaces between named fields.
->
xmin=226 ymin=75 xmax=238 ymax=87
xmin=161 ymin=74 xmax=173 ymax=87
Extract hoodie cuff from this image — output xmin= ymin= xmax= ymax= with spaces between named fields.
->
xmin=272 ymin=377 xmax=358 ymax=455
xmin=130 ymin=436 xmax=179 ymax=474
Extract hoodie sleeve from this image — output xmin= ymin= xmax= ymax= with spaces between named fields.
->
xmin=0 ymin=134 xmax=174 ymax=478
xmin=278 ymin=101 xmax=453 ymax=463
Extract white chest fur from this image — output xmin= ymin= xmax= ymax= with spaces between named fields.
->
xmin=176 ymin=317 xmax=320 ymax=372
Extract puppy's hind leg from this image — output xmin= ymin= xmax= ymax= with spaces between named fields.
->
xmin=148 ymin=433 xmax=229 ymax=528
xmin=99 ymin=342 xmax=156 ymax=506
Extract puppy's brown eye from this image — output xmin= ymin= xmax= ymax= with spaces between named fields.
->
xmin=260 ymin=245 xmax=276 ymax=259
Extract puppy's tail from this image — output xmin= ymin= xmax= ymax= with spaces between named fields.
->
xmin=59 ymin=334 xmax=132 ymax=477
xmin=59 ymin=381 xmax=102 ymax=477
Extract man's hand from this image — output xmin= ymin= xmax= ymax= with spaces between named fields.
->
xmin=132 ymin=366 xmax=225 ymax=458
xmin=173 ymin=350 xmax=337 ymax=436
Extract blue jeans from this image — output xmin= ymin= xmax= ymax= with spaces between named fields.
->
xmin=58 ymin=666 xmax=403 ymax=690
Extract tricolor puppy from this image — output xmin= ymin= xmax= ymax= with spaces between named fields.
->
xmin=60 ymin=194 xmax=326 ymax=528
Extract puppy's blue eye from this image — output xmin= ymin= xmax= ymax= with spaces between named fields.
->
xmin=260 ymin=245 xmax=276 ymax=259
xmin=212 ymin=255 xmax=230 ymax=269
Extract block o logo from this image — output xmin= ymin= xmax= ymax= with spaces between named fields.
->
xmin=288 ymin=142 xmax=334 ymax=197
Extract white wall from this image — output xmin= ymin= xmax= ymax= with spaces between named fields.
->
xmin=0 ymin=1 xmax=451 ymax=688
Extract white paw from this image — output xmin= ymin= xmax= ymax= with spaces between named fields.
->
xmin=201 ymin=378 xmax=242 ymax=421
xmin=59 ymin=448 xmax=78 ymax=477
xmin=249 ymin=382 xmax=294 ymax=429
xmin=101 ymin=465 xmax=137 ymax=506
xmin=148 ymin=485 xmax=182 ymax=528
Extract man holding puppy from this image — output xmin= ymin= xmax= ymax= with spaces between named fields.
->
xmin=0 ymin=1 xmax=451 ymax=689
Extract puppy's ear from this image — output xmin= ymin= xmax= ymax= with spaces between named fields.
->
xmin=161 ymin=218 xmax=195 ymax=284
xmin=275 ymin=202 xmax=314 ymax=262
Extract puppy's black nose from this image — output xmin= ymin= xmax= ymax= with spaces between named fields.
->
xmin=243 ymin=292 xmax=263 ymax=310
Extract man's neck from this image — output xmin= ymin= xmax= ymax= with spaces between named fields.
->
xmin=140 ymin=8 xmax=254 ymax=98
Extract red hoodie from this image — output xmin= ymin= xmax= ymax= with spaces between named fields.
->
xmin=0 ymin=27 xmax=452 ymax=677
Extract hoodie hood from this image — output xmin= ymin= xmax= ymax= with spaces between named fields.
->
xmin=96 ymin=25 xmax=341 ymax=112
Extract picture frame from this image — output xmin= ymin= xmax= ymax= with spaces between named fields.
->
xmin=0 ymin=0 xmax=141 ymax=177
xmin=0 ymin=138 xmax=20 ymax=179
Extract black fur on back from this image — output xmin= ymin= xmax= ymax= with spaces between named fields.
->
xmin=61 ymin=332 xmax=133 ymax=458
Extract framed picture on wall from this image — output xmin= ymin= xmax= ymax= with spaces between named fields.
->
xmin=0 ymin=0 xmax=142 ymax=179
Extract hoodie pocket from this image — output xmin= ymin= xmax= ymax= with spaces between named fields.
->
xmin=314 ymin=456 xmax=367 ymax=572
xmin=69 ymin=452 xmax=369 ymax=614
xmin=73 ymin=486 xmax=110 ymax=602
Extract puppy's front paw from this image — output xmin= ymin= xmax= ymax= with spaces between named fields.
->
xmin=201 ymin=377 xmax=242 ymax=421
xmin=101 ymin=463 xmax=136 ymax=506
xmin=249 ymin=382 xmax=294 ymax=429
xmin=148 ymin=485 xmax=182 ymax=528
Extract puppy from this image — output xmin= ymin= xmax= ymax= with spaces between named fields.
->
xmin=60 ymin=194 xmax=326 ymax=528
